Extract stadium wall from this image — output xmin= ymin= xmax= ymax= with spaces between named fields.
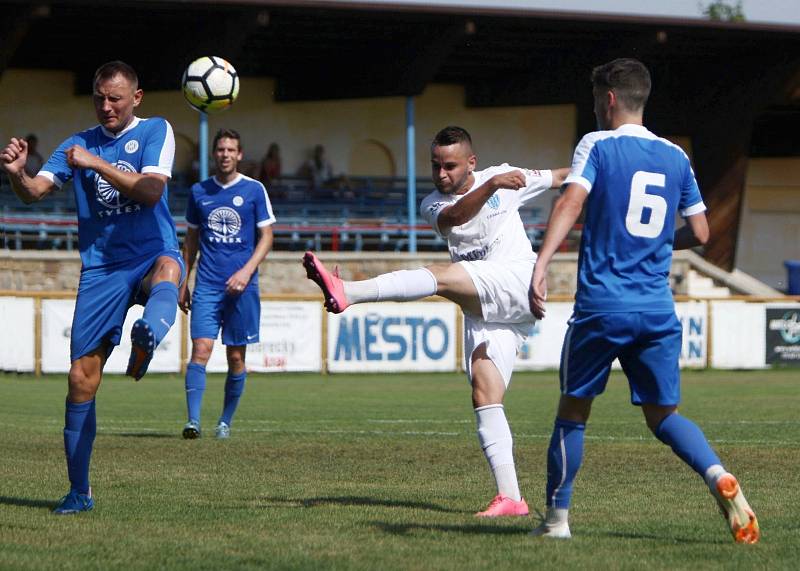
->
xmin=736 ymin=158 xmax=800 ymax=290
xmin=0 ymin=69 xmax=575 ymax=186
xmin=2 ymin=291 xmax=798 ymax=375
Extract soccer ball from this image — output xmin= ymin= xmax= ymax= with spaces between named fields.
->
xmin=181 ymin=56 xmax=239 ymax=113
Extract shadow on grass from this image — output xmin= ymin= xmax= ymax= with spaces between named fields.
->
xmin=0 ymin=496 xmax=58 ymax=510
xmin=111 ymin=432 xmax=174 ymax=438
xmin=584 ymin=529 xmax=724 ymax=545
xmin=374 ymin=521 xmax=529 ymax=536
xmin=262 ymin=496 xmax=464 ymax=513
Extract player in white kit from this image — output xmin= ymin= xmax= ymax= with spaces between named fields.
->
xmin=304 ymin=126 xmax=568 ymax=516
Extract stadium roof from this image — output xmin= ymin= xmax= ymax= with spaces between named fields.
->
xmin=1 ymin=0 xmax=799 ymax=270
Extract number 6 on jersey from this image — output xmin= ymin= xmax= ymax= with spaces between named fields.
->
xmin=625 ymin=170 xmax=667 ymax=238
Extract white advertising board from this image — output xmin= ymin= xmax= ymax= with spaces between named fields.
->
xmin=197 ymin=301 xmax=323 ymax=373
xmin=515 ymin=302 xmax=572 ymax=371
xmin=41 ymin=299 xmax=182 ymax=374
xmin=0 ymin=296 xmax=35 ymax=372
xmin=676 ymin=301 xmax=708 ymax=368
xmin=327 ymin=302 xmax=457 ymax=373
xmin=710 ymin=301 xmax=767 ymax=369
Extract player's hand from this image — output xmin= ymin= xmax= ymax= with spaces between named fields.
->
xmin=0 ymin=137 xmax=29 ymax=176
xmin=178 ymin=284 xmax=191 ymax=314
xmin=225 ymin=268 xmax=251 ymax=296
xmin=490 ymin=170 xmax=527 ymax=192
xmin=529 ymin=264 xmax=548 ymax=319
xmin=65 ymin=145 xmax=99 ymax=170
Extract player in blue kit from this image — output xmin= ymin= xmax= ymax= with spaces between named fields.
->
xmin=0 ymin=61 xmax=184 ymax=514
xmin=179 ymin=129 xmax=275 ymax=439
xmin=528 ymin=59 xmax=759 ymax=543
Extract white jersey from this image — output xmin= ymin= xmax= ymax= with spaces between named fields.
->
xmin=420 ymin=164 xmax=553 ymax=263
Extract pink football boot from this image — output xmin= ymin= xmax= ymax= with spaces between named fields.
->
xmin=303 ymin=251 xmax=350 ymax=314
xmin=475 ymin=494 xmax=529 ymax=517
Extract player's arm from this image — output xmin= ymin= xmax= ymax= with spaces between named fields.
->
xmin=179 ymin=226 xmax=200 ymax=313
xmin=673 ymin=212 xmax=710 ymax=250
xmin=225 ymin=225 xmax=274 ymax=296
xmin=0 ymin=137 xmax=57 ymax=203
xmin=65 ymin=145 xmax=167 ymax=207
xmin=437 ymin=170 xmax=526 ymax=234
xmin=529 ymin=183 xmax=588 ymax=319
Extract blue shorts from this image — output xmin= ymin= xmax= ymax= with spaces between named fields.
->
xmin=70 ymin=250 xmax=186 ymax=362
xmin=190 ymin=283 xmax=261 ymax=346
xmin=559 ymin=311 xmax=682 ymax=406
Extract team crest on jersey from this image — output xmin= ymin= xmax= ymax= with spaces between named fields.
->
xmin=487 ymin=194 xmax=500 ymax=209
xmin=95 ymin=160 xmax=135 ymax=210
xmin=208 ymin=207 xmax=243 ymax=243
xmin=124 ymin=140 xmax=139 ymax=154
xmin=233 ymin=196 xmax=244 ymax=207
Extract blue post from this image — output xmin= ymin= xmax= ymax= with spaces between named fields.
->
xmin=199 ymin=111 xmax=209 ymax=180
xmin=406 ymin=96 xmax=417 ymax=253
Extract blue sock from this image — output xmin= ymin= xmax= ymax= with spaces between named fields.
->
xmin=655 ymin=413 xmax=721 ymax=477
xmin=219 ymin=371 xmax=247 ymax=426
xmin=545 ymin=418 xmax=586 ymax=509
xmin=63 ymin=399 xmax=96 ymax=495
xmin=142 ymin=281 xmax=178 ymax=346
xmin=185 ymin=362 xmax=207 ymax=423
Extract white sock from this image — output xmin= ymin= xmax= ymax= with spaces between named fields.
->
xmin=545 ymin=507 xmax=569 ymax=526
xmin=344 ymin=268 xmax=437 ymax=304
xmin=703 ymin=463 xmax=726 ymax=489
xmin=475 ymin=404 xmax=521 ymax=502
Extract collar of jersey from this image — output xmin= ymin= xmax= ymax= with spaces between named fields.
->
xmin=614 ymin=123 xmax=649 ymax=135
xmin=100 ymin=116 xmax=142 ymax=139
xmin=213 ymin=173 xmax=243 ymax=189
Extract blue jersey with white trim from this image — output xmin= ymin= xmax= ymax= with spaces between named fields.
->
xmin=185 ymin=174 xmax=276 ymax=289
xmin=565 ymin=124 xmax=706 ymax=312
xmin=40 ymin=116 xmax=178 ymax=269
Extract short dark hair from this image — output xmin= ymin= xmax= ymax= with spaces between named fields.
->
xmin=213 ymin=128 xmax=242 ymax=151
xmin=93 ymin=60 xmax=139 ymax=90
xmin=591 ymin=58 xmax=651 ymax=112
xmin=432 ymin=126 xmax=473 ymax=150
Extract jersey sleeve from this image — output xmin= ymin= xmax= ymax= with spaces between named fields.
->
xmin=185 ymin=186 xmax=200 ymax=228
xmin=678 ymin=156 xmax=706 ymax=217
xmin=564 ymin=133 xmax=600 ymax=193
xmin=38 ymin=136 xmax=75 ymax=189
xmin=518 ymin=168 xmax=554 ymax=205
xmin=255 ymin=182 xmax=277 ymax=227
xmin=420 ymin=192 xmax=451 ymax=237
xmin=141 ymin=118 xmax=175 ymax=178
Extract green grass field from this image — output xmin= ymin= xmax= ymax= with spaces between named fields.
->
xmin=1 ymin=369 xmax=798 ymax=570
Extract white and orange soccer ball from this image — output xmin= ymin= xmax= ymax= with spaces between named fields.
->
xmin=181 ymin=56 xmax=239 ymax=113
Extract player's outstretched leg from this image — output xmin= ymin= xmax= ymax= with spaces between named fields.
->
xmin=54 ymin=399 xmax=97 ymax=515
xmin=303 ymin=251 xmax=437 ymax=313
xmin=183 ymin=362 xmax=206 ymax=439
xmin=530 ymin=418 xmax=585 ymax=538
xmin=216 ymin=370 xmax=246 ymax=439
xmin=653 ymin=412 xmax=759 ymax=544
xmin=127 ymin=281 xmax=179 ymax=380
xmin=474 ymin=404 xmax=529 ymax=517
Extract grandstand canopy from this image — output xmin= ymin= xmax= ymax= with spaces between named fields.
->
xmin=1 ymin=0 xmax=800 ymax=269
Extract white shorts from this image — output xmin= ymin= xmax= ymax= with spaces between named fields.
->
xmin=463 ymin=314 xmax=533 ymax=387
xmin=459 ymin=258 xmax=536 ymax=324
